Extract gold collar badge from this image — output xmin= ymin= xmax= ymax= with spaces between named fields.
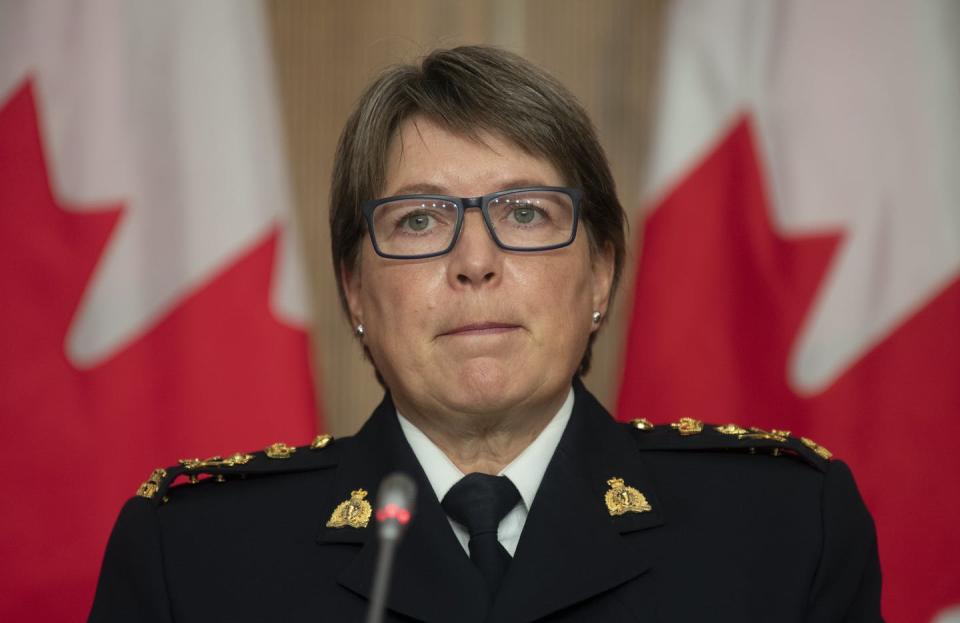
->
xmin=605 ymin=477 xmax=652 ymax=516
xmin=326 ymin=489 xmax=373 ymax=528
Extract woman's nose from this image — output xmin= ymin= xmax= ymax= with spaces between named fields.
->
xmin=447 ymin=211 xmax=502 ymax=288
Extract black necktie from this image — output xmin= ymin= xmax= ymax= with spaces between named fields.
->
xmin=441 ymin=473 xmax=521 ymax=597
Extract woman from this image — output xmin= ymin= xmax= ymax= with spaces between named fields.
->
xmin=90 ymin=46 xmax=882 ymax=622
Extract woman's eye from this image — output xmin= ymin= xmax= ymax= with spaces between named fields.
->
xmin=402 ymin=213 xmax=433 ymax=232
xmin=513 ymin=207 xmax=535 ymax=223
xmin=510 ymin=205 xmax=542 ymax=225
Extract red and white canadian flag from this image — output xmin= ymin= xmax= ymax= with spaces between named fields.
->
xmin=0 ymin=1 xmax=319 ymax=620
xmin=618 ymin=1 xmax=959 ymax=621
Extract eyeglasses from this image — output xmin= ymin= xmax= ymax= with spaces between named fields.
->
xmin=361 ymin=186 xmax=582 ymax=259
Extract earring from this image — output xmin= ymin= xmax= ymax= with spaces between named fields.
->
xmin=355 ymin=323 xmax=365 ymax=338
xmin=591 ymin=311 xmax=602 ymax=325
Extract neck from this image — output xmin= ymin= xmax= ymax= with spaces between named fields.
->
xmin=395 ymin=390 xmax=567 ymax=475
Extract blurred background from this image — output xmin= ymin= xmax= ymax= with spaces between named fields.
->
xmin=1 ymin=1 xmax=957 ymax=622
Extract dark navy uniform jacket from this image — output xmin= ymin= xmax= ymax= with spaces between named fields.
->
xmin=89 ymin=379 xmax=883 ymax=622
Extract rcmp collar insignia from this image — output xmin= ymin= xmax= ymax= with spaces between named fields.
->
xmin=327 ymin=489 xmax=373 ymax=528
xmin=604 ymin=477 xmax=652 ymax=516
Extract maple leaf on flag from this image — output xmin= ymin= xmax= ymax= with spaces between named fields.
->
xmin=619 ymin=117 xmax=843 ymax=422
xmin=619 ymin=116 xmax=960 ymax=622
xmin=0 ymin=81 xmax=318 ymax=620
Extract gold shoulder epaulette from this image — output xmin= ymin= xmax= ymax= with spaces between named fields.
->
xmin=626 ymin=417 xmax=833 ymax=471
xmin=135 ymin=434 xmax=335 ymax=504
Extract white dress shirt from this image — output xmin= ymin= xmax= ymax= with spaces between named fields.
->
xmin=397 ymin=388 xmax=573 ymax=557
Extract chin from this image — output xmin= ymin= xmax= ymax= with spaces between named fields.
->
xmin=440 ymin=359 xmax=536 ymax=414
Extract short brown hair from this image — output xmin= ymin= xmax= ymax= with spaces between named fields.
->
xmin=330 ymin=45 xmax=626 ymax=376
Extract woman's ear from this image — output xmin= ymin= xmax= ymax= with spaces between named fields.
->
xmin=341 ymin=260 xmax=363 ymax=327
xmin=591 ymin=242 xmax=615 ymax=327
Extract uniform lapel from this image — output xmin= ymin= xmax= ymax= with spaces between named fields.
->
xmin=317 ymin=394 xmax=489 ymax=623
xmin=489 ymin=380 xmax=666 ymax=623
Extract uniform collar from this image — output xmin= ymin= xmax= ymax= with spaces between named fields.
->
xmin=396 ymin=386 xmax=574 ymax=511
xmin=316 ymin=392 xmax=490 ymax=623
xmin=488 ymin=378 xmax=666 ymax=622
xmin=316 ymin=379 xmax=666 ymax=623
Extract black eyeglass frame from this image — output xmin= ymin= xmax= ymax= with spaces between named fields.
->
xmin=360 ymin=186 xmax=583 ymax=260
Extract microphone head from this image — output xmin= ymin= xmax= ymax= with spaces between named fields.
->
xmin=375 ymin=472 xmax=417 ymax=541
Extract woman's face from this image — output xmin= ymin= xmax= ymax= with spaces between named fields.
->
xmin=344 ymin=115 xmax=613 ymax=421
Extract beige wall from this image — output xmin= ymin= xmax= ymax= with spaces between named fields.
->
xmin=266 ymin=0 xmax=666 ymax=436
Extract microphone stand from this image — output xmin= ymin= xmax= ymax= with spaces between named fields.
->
xmin=365 ymin=538 xmax=398 ymax=623
xmin=364 ymin=472 xmax=416 ymax=623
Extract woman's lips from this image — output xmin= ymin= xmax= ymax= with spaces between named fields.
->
xmin=439 ymin=322 xmax=521 ymax=337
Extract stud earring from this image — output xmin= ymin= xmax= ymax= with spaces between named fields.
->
xmin=592 ymin=311 xmax=602 ymax=325
xmin=355 ymin=324 xmax=365 ymax=338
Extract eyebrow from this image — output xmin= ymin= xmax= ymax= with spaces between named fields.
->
xmin=387 ymin=178 xmax=552 ymax=197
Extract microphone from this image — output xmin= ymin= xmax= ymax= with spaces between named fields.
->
xmin=365 ymin=472 xmax=417 ymax=623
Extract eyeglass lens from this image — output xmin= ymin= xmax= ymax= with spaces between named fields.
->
xmin=370 ymin=189 xmax=575 ymax=257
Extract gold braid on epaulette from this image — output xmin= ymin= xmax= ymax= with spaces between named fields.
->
xmin=135 ymin=434 xmax=335 ymax=504
xmin=626 ymin=417 xmax=834 ymax=469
